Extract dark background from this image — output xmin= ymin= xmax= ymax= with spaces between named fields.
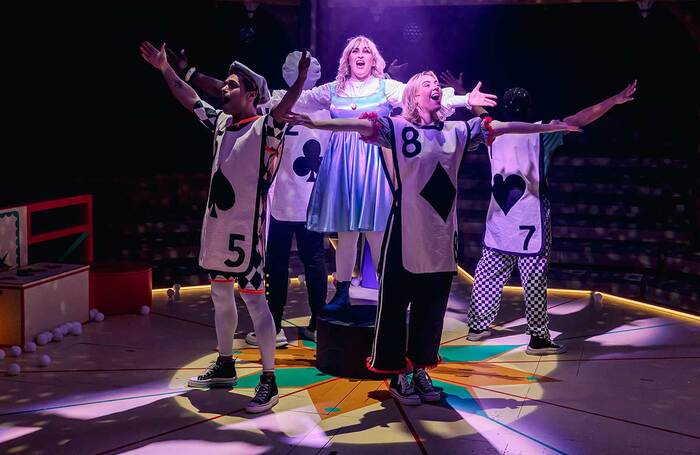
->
xmin=3 ymin=0 xmax=699 ymax=308
xmin=7 ymin=1 xmax=697 ymax=190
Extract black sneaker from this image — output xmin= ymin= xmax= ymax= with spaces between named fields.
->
xmin=389 ymin=374 xmax=421 ymax=406
xmin=246 ymin=374 xmax=279 ymax=413
xmin=526 ymin=336 xmax=567 ymax=356
xmin=188 ymin=357 xmax=237 ymax=388
xmin=467 ymin=327 xmax=492 ymax=342
xmin=412 ymin=368 xmax=441 ymax=402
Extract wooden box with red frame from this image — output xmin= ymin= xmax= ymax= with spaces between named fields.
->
xmin=0 ymin=263 xmax=89 ymax=346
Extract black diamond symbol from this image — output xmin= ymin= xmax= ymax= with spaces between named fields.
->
xmin=249 ymin=272 xmax=263 ymax=290
xmin=419 ymin=163 xmax=456 ymax=222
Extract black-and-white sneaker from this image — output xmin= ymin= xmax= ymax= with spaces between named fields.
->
xmin=245 ymin=374 xmax=279 ymax=413
xmin=526 ymin=336 xmax=567 ymax=356
xmin=245 ymin=329 xmax=288 ymax=348
xmin=188 ymin=357 xmax=237 ymax=388
xmin=467 ymin=327 xmax=492 ymax=341
xmin=389 ymin=374 xmax=421 ymax=406
xmin=412 ymin=368 xmax=441 ymax=402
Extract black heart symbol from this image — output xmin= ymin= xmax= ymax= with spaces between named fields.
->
xmin=492 ymin=174 xmax=526 ymax=215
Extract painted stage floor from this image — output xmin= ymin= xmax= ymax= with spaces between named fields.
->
xmin=1 ymin=276 xmax=699 ymax=454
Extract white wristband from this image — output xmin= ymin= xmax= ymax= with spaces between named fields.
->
xmin=184 ymin=66 xmax=197 ymax=82
xmin=465 ymin=93 xmax=472 ymax=111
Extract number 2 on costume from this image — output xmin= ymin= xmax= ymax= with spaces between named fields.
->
xmin=519 ymin=225 xmax=536 ymax=251
xmin=285 ymin=124 xmax=299 ymax=136
xmin=224 ymin=234 xmax=246 ymax=268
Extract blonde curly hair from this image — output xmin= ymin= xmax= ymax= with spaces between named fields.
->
xmin=335 ymin=36 xmax=386 ymax=93
xmin=401 ymin=71 xmax=450 ymax=125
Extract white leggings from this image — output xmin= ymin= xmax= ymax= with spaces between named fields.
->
xmin=210 ymin=281 xmax=276 ymax=371
xmin=335 ymin=231 xmax=384 ymax=282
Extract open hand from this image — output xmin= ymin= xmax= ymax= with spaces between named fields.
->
xmin=549 ymin=119 xmax=582 ymax=133
xmin=387 ymin=59 xmax=408 ymax=79
xmin=439 ymin=70 xmax=466 ymax=95
xmin=140 ymin=41 xmax=169 ymax=72
xmin=166 ymin=47 xmax=189 ymax=75
xmin=613 ymin=80 xmax=637 ymax=105
xmin=468 ymin=82 xmax=498 ymax=108
xmin=282 ymin=112 xmax=314 ymax=127
xmin=298 ymin=50 xmax=311 ymax=77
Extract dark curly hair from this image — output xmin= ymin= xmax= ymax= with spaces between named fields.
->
xmin=501 ymin=87 xmax=532 ymax=122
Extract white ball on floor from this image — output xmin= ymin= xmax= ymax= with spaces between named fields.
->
xmin=7 ymin=363 xmax=20 ymax=376
xmin=89 ymin=308 xmax=99 ymax=319
xmin=69 ymin=324 xmax=83 ymax=336
xmin=297 ymin=274 xmax=305 ymax=285
xmin=166 ymin=288 xmax=175 ymax=298
xmin=36 ymin=333 xmax=48 ymax=345
xmin=45 ymin=331 xmax=54 ymax=342
xmin=140 ymin=305 xmax=151 ymax=315
xmin=0 ymin=350 xmax=5 ymax=360
xmin=593 ymin=292 xmax=603 ymax=304
xmin=38 ymin=355 xmax=51 ymax=367
xmin=52 ymin=329 xmax=64 ymax=341
xmin=9 ymin=346 xmax=22 ymax=357
xmin=351 ymin=277 xmax=361 ymax=286
xmin=59 ymin=324 xmax=70 ymax=335
xmin=94 ymin=312 xmax=105 ymax=322
xmin=24 ymin=342 xmax=37 ymax=353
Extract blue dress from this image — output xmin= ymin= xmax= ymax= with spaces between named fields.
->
xmin=306 ymin=80 xmax=394 ymax=233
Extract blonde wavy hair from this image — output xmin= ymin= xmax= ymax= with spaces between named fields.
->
xmin=401 ymin=71 xmax=450 ymax=125
xmin=335 ymin=36 xmax=386 ymax=93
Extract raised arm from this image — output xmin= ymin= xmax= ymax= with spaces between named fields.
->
xmin=491 ymin=119 xmax=581 ymax=137
xmin=165 ymin=47 xmax=225 ymax=101
xmin=271 ymin=50 xmax=311 ymax=124
xmin=563 ymin=80 xmax=636 ymax=128
xmin=140 ymin=41 xmax=198 ymax=111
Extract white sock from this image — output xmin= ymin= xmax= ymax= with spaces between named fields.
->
xmin=241 ymin=291 xmax=276 ymax=372
xmin=211 ymin=281 xmax=238 ymax=357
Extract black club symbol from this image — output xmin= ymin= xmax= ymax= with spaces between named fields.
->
xmin=293 ymin=139 xmax=323 ymax=182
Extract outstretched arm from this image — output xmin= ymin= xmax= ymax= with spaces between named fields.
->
xmin=563 ymin=80 xmax=636 ymax=128
xmin=165 ymin=47 xmax=224 ymax=101
xmin=287 ymin=114 xmax=375 ymax=137
xmin=491 ymin=119 xmax=581 ymax=137
xmin=140 ymin=41 xmax=198 ymax=111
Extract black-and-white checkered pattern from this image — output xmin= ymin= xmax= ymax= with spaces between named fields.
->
xmin=469 ymin=201 xmax=552 ymax=339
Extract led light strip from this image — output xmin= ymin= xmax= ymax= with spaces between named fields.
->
xmin=152 ymin=267 xmax=700 ymax=323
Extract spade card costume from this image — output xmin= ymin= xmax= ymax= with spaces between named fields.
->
xmin=194 ymin=99 xmax=285 ymax=291
xmin=364 ymin=114 xmax=488 ymax=373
